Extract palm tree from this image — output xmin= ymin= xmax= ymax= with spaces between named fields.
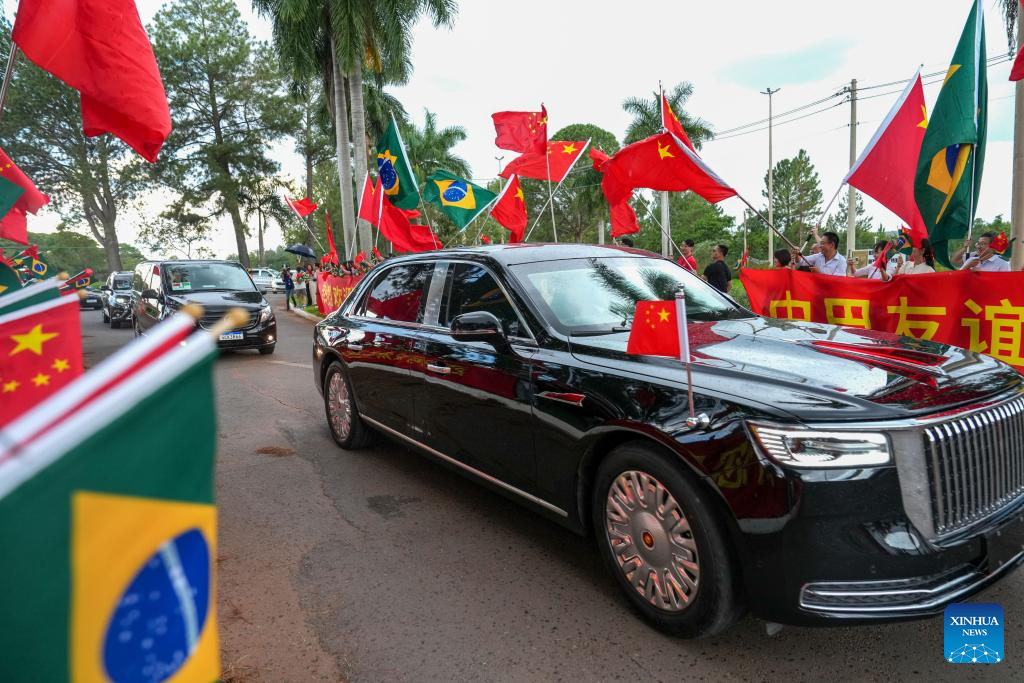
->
xmin=998 ymin=1 xmax=1024 ymax=271
xmin=622 ymin=82 xmax=714 ymax=147
xmin=402 ymin=109 xmax=470 ymax=182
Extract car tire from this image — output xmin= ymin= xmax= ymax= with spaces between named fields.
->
xmin=102 ymin=310 xmax=110 ymax=323
xmin=592 ymin=442 xmax=744 ymax=639
xmin=258 ymin=344 xmax=275 ymax=355
xmin=323 ymin=361 xmax=374 ymax=449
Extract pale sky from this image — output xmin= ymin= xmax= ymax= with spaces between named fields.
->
xmin=19 ymin=0 xmax=1024 ymax=257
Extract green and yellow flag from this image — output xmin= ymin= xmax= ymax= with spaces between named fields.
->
xmin=0 ymin=260 xmax=22 ymax=297
xmin=424 ymin=171 xmax=498 ymax=229
xmin=913 ymin=0 xmax=987 ymax=268
xmin=0 ymin=316 xmax=221 ymax=681
xmin=376 ymin=115 xmax=420 ymax=210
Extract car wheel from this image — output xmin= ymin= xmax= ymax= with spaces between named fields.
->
xmin=323 ymin=361 xmax=373 ymax=449
xmin=592 ymin=442 xmax=744 ymax=638
xmin=102 ymin=309 xmax=110 ymax=323
xmin=258 ymin=344 xmax=275 ymax=355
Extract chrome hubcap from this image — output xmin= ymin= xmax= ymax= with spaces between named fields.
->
xmin=327 ymin=372 xmax=352 ymax=441
xmin=605 ymin=470 xmax=700 ymax=612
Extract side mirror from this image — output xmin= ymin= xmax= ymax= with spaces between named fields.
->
xmin=101 ymin=285 xmax=111 ymax=292
xmin=141 ymin=288 xmax=159 ymax=300
xmin=450 ymin=311 xmax=508 ymax=349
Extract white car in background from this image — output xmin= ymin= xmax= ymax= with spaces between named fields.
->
xmin=249 ymin=268 xmax=280 ymax=293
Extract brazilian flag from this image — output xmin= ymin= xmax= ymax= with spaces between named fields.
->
xmin=12 ymin=247 xmax=54 ymax=281
xmin=0 ymin=260 xmax=22 ymax=297
xmin=424 ymin=170 xmax=498 ymax=229
xmin=913 ymin=0 xmax=987 ymax=268
xmin=0 ymin=322 xmax=221 ymax=682
xmin=376 ymin=115 xmax=420 ymax=210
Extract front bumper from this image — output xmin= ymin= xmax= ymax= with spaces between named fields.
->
xmin=212 ymin=319 xmax=277 ymax=350
xmin=108 ymin=304 xmax=132 ymax=321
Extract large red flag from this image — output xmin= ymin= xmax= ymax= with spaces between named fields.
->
xmin=286 ymin=195 xmax=318 ymax=218
xmin=1012 ymin=2 xmax=1024 ymax=81
xmin=492 ymin=105 xmax=547 ymax=154
xmin=590 ymin=147 xmax=639 ymax=237
xmin=489 ymin=175 xmax=527 ymax=243
xmin=602 ymin=132 xmax=736 ymax=205
xmin=13 ymin=0 xmax=172 ymax=163
xmin=357 ymin=174 xmax=378 ymax=224
xmin=661 ymin=93 xmax=696 ymax=151
xmin=500 ymin=140 xmax=588 ymax=182
xmin=378 ymin=186 xmax=441 ymax=253
xmin=0 ymin=148 xmax=50 ymax=244
xmin=321 ymin=212 xmax=339 ymax=265
xmin=844 ymin=72 xmax=928 ymax=234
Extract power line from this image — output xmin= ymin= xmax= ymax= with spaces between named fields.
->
xmin=711 ymin=98 xmax=849 ymax=141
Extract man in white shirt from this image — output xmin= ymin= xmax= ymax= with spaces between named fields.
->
xmin=794 ymin=231 xmax=848 ymax=276
xmin=954 ymin=232 xmax=1011 ymax=272
xmin=849 ymin=241 xmax=898 ymax=279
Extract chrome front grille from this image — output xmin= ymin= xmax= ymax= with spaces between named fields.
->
xmin=923 ymin=396 xmax=1024 ymax=537
xmin=198 ymin=310 xmax=258 ymax=330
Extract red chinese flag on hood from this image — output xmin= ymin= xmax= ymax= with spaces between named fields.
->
xmin=844 ymin=71 xmax=928 ymax=235
xmin=489 ymin=175 xmax=527 ymax=243
xmin=0 ymin=293 xmax=83 ymax=427
xmin=626 ymin=301 xmax=680 ymax=358
xmin=286 ymin=195 xmax=318 ymax=218
xmin=13 ymin=0 xmax=172 ymax=163
xmin=661 ymin=93 xmax=696 ymax=151
xmin=602 ymin=133 xmax=736 ymax=205
xmin=492 ymin=105 xmax=547 ymax=154
xmin=500 ymin=140 xmax=588 ymax=182
xmin=0 ymin=148 xmax=50 ymax=244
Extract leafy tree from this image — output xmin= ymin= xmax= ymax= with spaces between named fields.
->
xmin=400 ymin=109 xmax=471 ymax=242
xmin=762 ymin=149 xmax=822 ymax=245
xmin=825 ymin=192 xmax=874 ymax=239
xmin=622 ymin=82 xmax=714 ymax=147
xmin=288 ymin=79 xmax=335 ymax=246
xmin=1 ymin=228 xmax=105 ymax=278
xmin=137 ymin=203 xmax=214 ymax=260
xmin=634 ymin=191 xmax=735 ymax=257
xmin=0 ymin=22 xmax=146 ymax=272
xmin=151 ymin=0 xmax=294 ymax=269
xmin=522 ymin=124 xmax=619 ymax=244
xmin=238 ymin=176 xmax=293 ymax=266
xmin=119 ymin=245 xmax=148 ymax=273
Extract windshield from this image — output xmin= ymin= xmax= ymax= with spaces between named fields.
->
xmin=163 ymin=263 xmax=255 ymax=293
xmin=510 ymin=256 xmax=751 ymax=335
xmin=112 ymin=278 xmax=131 ymax=290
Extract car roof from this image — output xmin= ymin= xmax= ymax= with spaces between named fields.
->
xmin=382 ymin=243 xmax=658 ymax=268
xmin=139 ymin=259 xmax=243 ymax=267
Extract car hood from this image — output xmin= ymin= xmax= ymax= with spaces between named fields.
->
xmin=569 ymin=316 xmax=1022 ymax=421
xmin=166 ymin=289 xmax=265 ymax=309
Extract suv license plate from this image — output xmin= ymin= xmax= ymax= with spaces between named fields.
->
xmin=219 ymin=331 xmax=243 ymax=341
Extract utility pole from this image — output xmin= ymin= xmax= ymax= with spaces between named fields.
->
xmin=847 ymin=78 xmax=858 ymax=257
xmin=1012 ymin=19 xmax=1024 ymax=272
xmin=495 ymin=156 xmax=505 ymax=175
xmin=598 ymin=220 xmax=605 ymax=245
xmin=761 ymin=88 xmax=780 ymax=260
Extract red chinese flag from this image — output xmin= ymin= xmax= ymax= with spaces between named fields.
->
xmin=844 ymin=72 xmax=927 ymax=234
xmin=354 ymin=251 xmax=366 ymax=265
xmin=603 ymin=132 xmax=736 ymax=204
xmin=492 ymin=105 xmax=547 ymax=154
xmin=357 ymin=174 xmax=378 ymax=225
xmin=589 ymin=147 xmax=611 ymax=172
xmin=1013 ymin=3 xmax=1024 ymax=81
xmin=990 ymin=231 xmax=1010 ymax=254
xmin=378 ymin=189 xmax=441 ymax=253
xmin=661 ymin=93 xmax=695 ymax=151
xmin=500 ymin=140 xmax=588 ymax=182
xmin=610 ymin=199 xmax=640 ymax=237
xmin=321 ymin=212 xmax=339 ymax=265
xmin=286 ymin=196 xmax=319 ymax=218
xmin=626 ymin=301 xmax=680 ymax=357
xmin=0 ymin=294 xmax=83 ymax=427
xmin=489 ymin=175 xmax=527 ymax=243
xmin=13 ymin=0 xmax=172 ymax=163
xmin=0 ymin=148 xmax=50 ymax=245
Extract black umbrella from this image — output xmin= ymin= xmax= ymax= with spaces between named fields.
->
xmin=285 ymin=244 xmax=317 ymax=259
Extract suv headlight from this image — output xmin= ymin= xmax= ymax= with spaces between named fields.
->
xmin=115 ymin=294 xmax=131 ymax=303
xmin=259 ymin=305 xmax=274 ymax=323
xmin=747 ymin=423 xmax=891 ymax=468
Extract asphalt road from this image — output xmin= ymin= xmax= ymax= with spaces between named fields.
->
xmin=80 ymin=301 xmax=1022 ymax=682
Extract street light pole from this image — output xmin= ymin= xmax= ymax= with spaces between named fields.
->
xmin=761 ymin=87 xmax=780 ymax=260
xmin=495 ymin=156 xmax=504 ymax=175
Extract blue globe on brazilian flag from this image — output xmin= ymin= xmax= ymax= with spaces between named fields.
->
xmin=0 ymin=316 xmax=221 ymax=682
xmin=425 ymin=170 xmax=497 ymax=230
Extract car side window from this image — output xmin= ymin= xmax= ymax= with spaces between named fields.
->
xmin=133 ymin=266 xmax=149 ymax=293
xmin=444 ymin=263 xmax=525 ymax=338
xmin=360 ymin=264 xmax=433 ymax=324
xmin=147 ymin=266 xmax=162 ymax=293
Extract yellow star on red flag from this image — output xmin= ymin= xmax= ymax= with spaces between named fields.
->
xmin=9 ymin=324 xmax=59 ymax=356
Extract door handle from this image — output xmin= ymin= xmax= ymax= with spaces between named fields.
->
xmin=346 ymin=342 xmax=364 ymax=351
xmin=426 ymin=363 xmax=451 ymax=375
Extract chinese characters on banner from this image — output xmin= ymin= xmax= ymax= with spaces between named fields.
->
xmin=316 ymin=271 xmax=365 ymax=316
xmin=740 ymin=269 xmax=1024 ymax=372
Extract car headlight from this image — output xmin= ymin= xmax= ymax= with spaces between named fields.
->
xmin=116 ymin=295 xmax=131 ymax=303
xmin=259 ymin=306 xmax=274 ymax=323
xmin=747 ymin=423 xmax=891 ymax=468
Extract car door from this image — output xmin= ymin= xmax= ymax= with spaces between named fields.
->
xmin=341 ymin=262 xmax=436 ymax=433
xmin=410 ymin=261 xmax=538 ymax=492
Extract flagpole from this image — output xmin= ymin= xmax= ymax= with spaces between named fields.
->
xmin=735 ymin=192 xmax=813 ymax=267
xmin=0 ymin=45 xmax=18 ymax=120
xmin=284 ymin=193 xmax=326 ymax=251
xmin=389 ymin=110 xmax=437 ymax=250
xmin=544 ymin=148 xmax=557 ymax=242
xmin=524 ymin=139 xmax=591 ymax=242
xmin=461 ymin=193 xmax=501 ymax=235
xmin=816 ymin=184 xmax=844 ymax=230
xmin=675 ymin=287 xmax=709 ymax=430
xmin=648 ymin=203 xmax=686 ymax=261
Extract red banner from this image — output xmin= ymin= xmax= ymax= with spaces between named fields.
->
xmin=740 ymin=269 xmax=1024 ymax=371
xmin=316 ymin=271 xmax=364 ymax=316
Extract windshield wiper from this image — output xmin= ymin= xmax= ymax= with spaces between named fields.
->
xmin=570 ymin=326 xmax=631 ymax=337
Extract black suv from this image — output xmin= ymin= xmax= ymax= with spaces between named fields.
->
xmin=131 ymin=259 xmax=277 ymax=354
xmin=101 ymin=270 xmax=134 ymax=328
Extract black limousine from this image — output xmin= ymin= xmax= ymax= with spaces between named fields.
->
xmin=312 ymin=244 xmax=1024 ymax=638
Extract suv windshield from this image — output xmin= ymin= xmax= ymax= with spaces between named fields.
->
xmin=511 ymin=256 xmax=751 ymax=335
xmin=163 ymin=262 xmax=255 ymax=293
xmin=112 ymin=278 xmax=131 ymax=290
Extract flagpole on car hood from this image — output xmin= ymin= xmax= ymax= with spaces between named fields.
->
xmin=675 ymin=287 xmax=709 ymax=430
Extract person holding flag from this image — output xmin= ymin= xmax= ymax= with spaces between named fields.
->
xmin=888 ymin=239 xmax=936 ymax=277
xmin=955 ymin=232 xmax=1011 ymax=272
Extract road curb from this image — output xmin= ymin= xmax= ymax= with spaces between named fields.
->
xmin=285 ymin=307 xmax=323 ymax=323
